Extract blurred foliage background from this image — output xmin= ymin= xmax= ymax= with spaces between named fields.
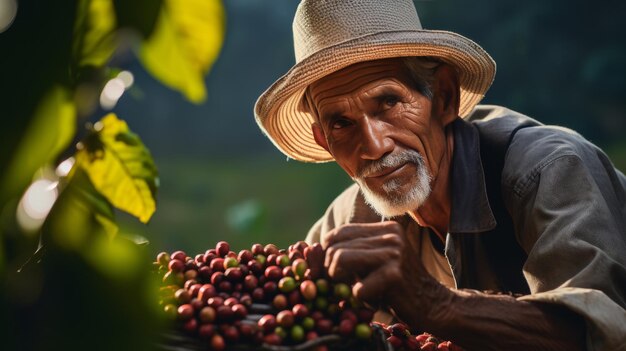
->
xmin=0 ymin=0 xmax=624 ymax=350
xmin=113 ymin=0 xmax=626 ymax=253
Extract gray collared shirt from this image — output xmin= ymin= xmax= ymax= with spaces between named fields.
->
xmin=306 ymin=105 xmax=626 ymax=350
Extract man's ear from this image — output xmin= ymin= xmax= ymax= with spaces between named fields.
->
xmin=312 ymin=122 xmax=330 ymax=153
xmin=431 ymin=63 xmax=460 ymax=126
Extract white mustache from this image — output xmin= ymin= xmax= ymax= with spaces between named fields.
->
xmin=357 ymin=150 xmax=425 ymax=178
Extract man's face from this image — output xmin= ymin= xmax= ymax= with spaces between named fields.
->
xmin=309 ymin=58 xmax=454 ymax=217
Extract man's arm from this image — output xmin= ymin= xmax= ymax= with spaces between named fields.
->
xmin=323 ymin=221 xmax=586 ymax=351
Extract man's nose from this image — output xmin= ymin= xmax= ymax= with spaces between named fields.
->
xmin=358 ymin=116 xmax=393 ymax=160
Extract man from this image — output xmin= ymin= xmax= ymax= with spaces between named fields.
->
xmin=254 ymin=0 xmax=626 ymax=350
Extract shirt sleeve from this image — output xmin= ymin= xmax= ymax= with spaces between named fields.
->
xmin=504 ymin=130 xmax=626 ymax=350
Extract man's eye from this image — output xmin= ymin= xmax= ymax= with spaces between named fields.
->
xmin=330 ymin=118 xmax=352 ymax=130
xmin=384 ymin=96 xmax=400 ymax=107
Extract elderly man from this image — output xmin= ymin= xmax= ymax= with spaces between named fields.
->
xmin=255 ymin=0 xmax=626 ymax=350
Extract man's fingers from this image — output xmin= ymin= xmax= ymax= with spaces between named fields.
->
xmin=324 ymin=233 xmax=403 ymax=269
xmin=322 ymin=221 xmax=403 ymax=248
xmin=326 ymin=246 xmax=401 ymax=282
xmin=351 ymin=263 xmax=403 ymax=305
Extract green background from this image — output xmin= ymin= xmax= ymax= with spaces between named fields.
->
xmin=113 ymin=0 xmax=626 ymax=255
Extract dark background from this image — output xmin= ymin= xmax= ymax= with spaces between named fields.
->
xmin=112 ymin=0 xmax=626 ymax=255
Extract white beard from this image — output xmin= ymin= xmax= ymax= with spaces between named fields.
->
xmin=353 ymin=150 xmax=432 ymax=218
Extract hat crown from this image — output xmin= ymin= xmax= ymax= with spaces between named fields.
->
xmin=293 ymin=0 xmax=423 ymax=62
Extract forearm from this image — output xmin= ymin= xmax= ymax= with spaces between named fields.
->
xmin=394 ymin=287 xmax=586 ymax=351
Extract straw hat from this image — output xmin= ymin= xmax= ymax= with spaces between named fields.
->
xmin=254 ymin=0 xmax=496 ymax=163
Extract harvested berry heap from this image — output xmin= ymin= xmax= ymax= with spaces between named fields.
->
xmin=155 ymin=241 xmax=464 ymax=351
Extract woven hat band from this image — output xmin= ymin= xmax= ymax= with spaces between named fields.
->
xmin=293 ymin=0 xmax=422 ymax=61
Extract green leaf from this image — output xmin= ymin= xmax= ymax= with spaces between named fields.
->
xmin=1 ymin=86 xmax=76 ymax=196
xmin=75 ymin=113 xmax=158 ymax=223
xmin=46 ymin=167 xmax=118 ymax=249
xmin=139 ymin=0 xmax=225 ymax=103
xmin=72 ymin=0 xmax=117 ymax=69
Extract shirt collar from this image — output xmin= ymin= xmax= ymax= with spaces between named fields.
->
xmin=449 ymin=118 xmax=497 ymax=233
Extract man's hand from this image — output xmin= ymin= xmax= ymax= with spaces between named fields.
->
xmin=321 ymin=221 xmax=452 ymax=325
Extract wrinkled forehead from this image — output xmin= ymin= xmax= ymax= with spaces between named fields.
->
xmin=307 ymin=58 xmax=411 ymax=103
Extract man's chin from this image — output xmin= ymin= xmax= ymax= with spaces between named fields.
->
xmin=355 ymin=180 xmax=428 ymax=218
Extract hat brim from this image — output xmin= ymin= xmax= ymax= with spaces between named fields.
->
xmin=255 ymin=29 xmax=496 ymax=163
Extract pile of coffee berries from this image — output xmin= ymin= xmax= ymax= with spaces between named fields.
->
xmin=373 ymin=322 xmax=464 ymax=351
xmin=155 ymin=241 xmax=376 ymax=350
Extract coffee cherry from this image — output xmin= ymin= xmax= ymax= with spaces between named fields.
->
xmin=291 ymin=258 xmax=308 ymax=279
xmin=190 ymin=297 xmax=204 ymax=311
xmin=272 ymin=294 xmax=288 ymax=310
xmin=163 ymin=303 xmax=177 ymax=320
xmin=254 ymin=254 xmax=267 ymax=266
xmin=278 ymin=277 xmax=296 ymax=293
xmin=265 ymin=266 xmax=282 ymax=281
xmin=251 ymin=287 xmax=265 ymax=302
xmin=266 ymin=254 xmax=278 ymax=267
xmin=300 ymin=280 xmax=317 ymax=301
xmin=207 ymin=296 xmax=224 ymax=308
xmin=388 ymin=335 xmax=403 ymax=348
xmin=216 ymin=241 xmax=230 ymax=257
xmin=210 ymin=258 xmax=225 ymax=272
xmin=210 ymin=334 xmax=225 ymax=351
xmin=238 ymin=323 xmax=256 ymax=339
xmin=264 ymin=244 xmax=279 ymax=256
xmin=258 ymin=314 xmax=277 ymax=333
xmin=223 ymin=325 xmax=240 ymax=342
xmin=263 ymin=333 xmax=282 ymax=345
xmin=157 ymin=252 xmax=170 ymax=266
xmin=240 ymin=294 xmax=253 ymax=307
xmin=301 ymin=316 xmax=315 ymax=331
xmin=216 ymin=305 xmax=234 ymax=322
xmin=340 ymin=310 xmax=358 ymax=325
xmin=232 ymin=304 xmax=248 ymax=319
xmin=219 ymin=281 xmax=233 ymax=293
xmin=198 ymin=323 xmax=216 ymax=339
xmin=292 ymin=304 xmax=309 ymax=319
xmin=175 ymin=289 xmax=191 ymax=304
xmin=243 ymin=275 xmax=258 ymax=291
xmin=315 ymin=279 xmax=329 ymax=295
xmin=263 ymin=281 xmax=278 ymax=296
xmin=237 ymin=249 xmax=253 ymax=263
xmin=177 ymin=304 xmax=194 ymax=321
xmin=316 ymin=318 xmax=333 ymax=335
xmin=225 ymin=267 xmax=243 ymax=282
xmin=334 ymin=283 xmax=351 ymax=299
xmin=276 ymin=310 xmax=295 ymax=328
xmin=171 ymin=251 xmax=187 ymax=262
xmin=338 ymin=318 xmax=355 ymax=337
xmin=276 ymin=254 xmax=290 ymax=268
xmin=198 ymin=284 xmax=217 ymax=302
xmin=291 ymin=325 xmax=305 ymax=342
xmin=168 ymin=259 xmax=185 ymax=272
xmin=282 ymin=266 xmax=295 ymax=278
xmin=224 ymin=297 xmax=239 ymax=307
xmin=355 ymin=323 xmax=372 ymax=339
xmin=199 ymin=306 xmax=216 ymax=323
xmin=251 ymin=243 xmax=264 ymax=255
xmin=314 ymin=296 xmax=328 ymax=311
xmin=288 ymin=290 xmax=301 ymax=306
xmin=274 ymin=326 xmax=287 ymax=339
xmin=247 ymin=260 xmax=263 ymax=275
